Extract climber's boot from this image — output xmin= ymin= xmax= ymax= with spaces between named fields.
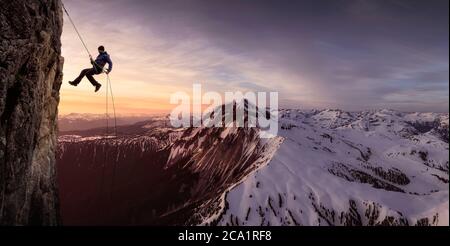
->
xmin=68 ymin=81 xmax=78 ymax=86
xmin=94 ymin=83 xmax=102 ymax=92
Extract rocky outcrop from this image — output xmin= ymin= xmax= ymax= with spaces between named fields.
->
xmin=56 ymin=121 xmax=282 ymax=225
xmin=0 ymin=0 xmax=63 ymax=225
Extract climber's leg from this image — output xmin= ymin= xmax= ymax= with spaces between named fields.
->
xmin=69 ymin=68 xmax=101 ymax=92
xmin=69 ymin=68 xmax=91 ymax=86
xmin=85 ymin=68 xmax=101 ymax=86
xmin=85 ymin=68 xmax=102 ymax=92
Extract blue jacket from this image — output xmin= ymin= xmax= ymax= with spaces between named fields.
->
xmin=93 ymin=52 xmax=113 ymax=72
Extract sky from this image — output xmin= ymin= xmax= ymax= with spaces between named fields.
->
xmin=59 ymin=0 xmax=449 ymax=115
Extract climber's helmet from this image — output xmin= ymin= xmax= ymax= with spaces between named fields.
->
xmin=98 ymin=45 xmax=105 ymax=54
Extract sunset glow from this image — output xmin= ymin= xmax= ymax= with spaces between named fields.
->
xmin=59 ymin=0 xmax=449 ymax=115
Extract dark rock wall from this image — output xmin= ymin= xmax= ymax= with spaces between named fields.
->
xmin=0 ymin=0 xmax=63 ymax=225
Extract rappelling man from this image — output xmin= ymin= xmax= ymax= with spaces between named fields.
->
xmin=69 ymin=45 xmax=113 ymax=92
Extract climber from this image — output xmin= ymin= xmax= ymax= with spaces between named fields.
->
xmin=68 ymin=45 xmax=113 ymax=92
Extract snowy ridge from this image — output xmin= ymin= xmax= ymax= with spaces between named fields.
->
xmin=58 ymin=113 xmax=163 ymax=132
xmin=57 ymin=115 xmax=283 ymax=225
xmin=59 ymin=113 xmax=158 ymax=120
xmin=160 ymin=126 xmax=284 ymax=225
xmin=57 ymin=128 xmax=180 ymax=158
xmin=57 ymin=108 xmax=448 ymax=225
xmin=217 ymin=109 xmax=449 ymax=226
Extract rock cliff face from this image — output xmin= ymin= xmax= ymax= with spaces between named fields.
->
xmin=0 ymin=0 xmax=63 ymax=225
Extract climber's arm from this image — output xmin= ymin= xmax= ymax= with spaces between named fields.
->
xmin=106 ymin=56 xmax=113 ymax=74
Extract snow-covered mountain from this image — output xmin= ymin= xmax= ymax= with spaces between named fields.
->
xmin=218 ymin=109 xmax=449 ymax=226
xmin=57 ymin=116 xmax=282 ymax=225
xmin=56 ymin=109 xmax=449 ymax=225
xmin=58 ymin=113 xmax=159 ymax=132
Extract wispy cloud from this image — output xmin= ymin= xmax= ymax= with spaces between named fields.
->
xmin=59 ymin=0 xmax=449 ymax=114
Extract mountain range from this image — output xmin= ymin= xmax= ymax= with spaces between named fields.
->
xmin=56 ymin=109 xmax=449 ymax=225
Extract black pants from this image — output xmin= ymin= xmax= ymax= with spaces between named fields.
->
xmin=72 ymin=67 xmax=102 ymax=86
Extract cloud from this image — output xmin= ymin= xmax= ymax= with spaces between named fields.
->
xmin=59 ymin=0 xmax=449 ymax=114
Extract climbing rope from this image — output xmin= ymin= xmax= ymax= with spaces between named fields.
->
xmin=61 ymin=2 xmax=92 ymax=58
xmin=61 ymin=1 xmax=119 ymax=206
xmin=104 ymin=74 xmax=118 ymax=137
xmin=61 ymin=1 xmax=117 ymax=138
xmin=105 ymin=74 xmax=109 ymax=135
xmin=106 ymin=74 xmax=119 ymax=202
xmin=107 ymin=74 xmax=118 ymax=137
